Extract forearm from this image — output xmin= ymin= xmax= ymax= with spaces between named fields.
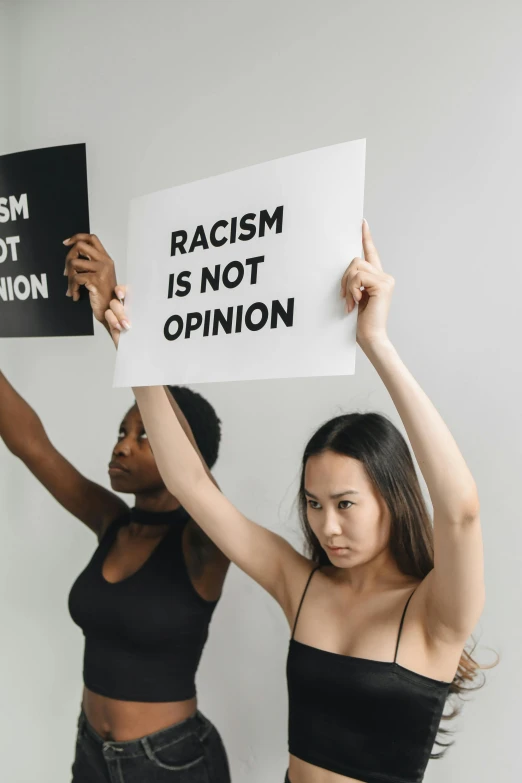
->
xmin=0 ymin=371 xmax=48 ymax=458
xmin=134 ymin=386 xmax=207 ymax=500
xmin=163 ymin=387 xmax=197 ymax=453
xmin=360 ymin=338 xmax=479 ymax=520
xmin=162 ymin=386 xmax=217 ymax=484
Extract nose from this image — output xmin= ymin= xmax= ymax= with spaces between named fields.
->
xmin=113 ymin=436 xmax=132 ymax=457
xmin=322 ymin=509 xmax=343 ymax=539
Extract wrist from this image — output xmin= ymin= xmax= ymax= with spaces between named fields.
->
xmin=358 ymin=334 xmax=395 ymax=357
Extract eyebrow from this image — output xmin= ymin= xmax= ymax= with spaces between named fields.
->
xmin=304 ymin=489 xmax=359 ymax=499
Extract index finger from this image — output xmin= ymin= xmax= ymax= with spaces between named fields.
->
xmin=115 ymin=284 xmax=127 ymax=303
xmin=362 ymin=219 xmax=382 ymax=271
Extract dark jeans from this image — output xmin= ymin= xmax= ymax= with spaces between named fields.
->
xmin=72 ymin=709 xmax=231 ymax=783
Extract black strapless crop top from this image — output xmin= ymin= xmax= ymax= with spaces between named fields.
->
xmin=68 ymin=506 xmax=219 ymax=702
xmin=286 ymin=567 xmax=451 ymax=783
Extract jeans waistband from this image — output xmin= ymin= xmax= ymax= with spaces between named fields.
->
xmin=79 ymin=708 xmax=211 ymax=761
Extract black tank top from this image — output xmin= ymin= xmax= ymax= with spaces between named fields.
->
xmin=286 ymin=567 xmax=452 ymax=783
xmin=68 ymin=506 xmax=219 ymax=702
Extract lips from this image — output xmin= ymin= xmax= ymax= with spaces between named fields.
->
xmin=108 ymin=460 xmax=130 ymax=473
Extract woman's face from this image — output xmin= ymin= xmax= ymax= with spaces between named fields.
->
xmin=304 ymin=450 xmax=392 ymax=568
xmin=108 ymin=405 xmax=165 ymax=495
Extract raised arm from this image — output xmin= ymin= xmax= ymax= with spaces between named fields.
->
xmin=0 ymin=234 xmax=130 ymax=535
xmin=0 ymin=370 xmax=127 ymax=535
xmin=132 ymin=385 xmax=309 ymax=609
xmin=104 ymin=286 xmax=219 ymax=489
xmin=342 ymin=220 xmax=484 ymax=644
xmin=63 ymin=232 xmax=118 ymax=331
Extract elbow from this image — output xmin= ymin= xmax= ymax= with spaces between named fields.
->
xmin=8 ymin=436 xmax=39 ymax=462
xmin=435 ymin=506 xmax=481 ymax=528
xmin=444 ymin=487 xmax=481 ymax=525
xmin=6 ymin=442 xmax=23 ymax=459
xmin=460 ymin=489 xmax=481 ymax=524
xmin=8 ymin=417 xmax=47 ymax=461
xmin=449 ymin=505 xmax=480 ymax=527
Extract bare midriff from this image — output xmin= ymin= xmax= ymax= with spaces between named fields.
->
xmin=82 ymin=686 xmax=198 ymax=742
xmin=288 ymin=756 xmax=364 ymax=783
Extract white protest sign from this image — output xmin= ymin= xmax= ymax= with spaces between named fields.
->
xmin=114 ymin=138 xmax=365 ymax=387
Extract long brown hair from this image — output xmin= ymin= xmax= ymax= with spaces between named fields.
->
xmin=298 ymin=412 xmax=493 ymax=758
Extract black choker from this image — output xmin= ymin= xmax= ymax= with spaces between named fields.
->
xmin=130 ymin=506 xmax=189 ymax=526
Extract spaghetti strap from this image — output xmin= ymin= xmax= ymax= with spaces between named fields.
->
xmin=291 ymin=566 xmax=320 ymax=639
xmin=393 ymin=587 xmax=417 ymax=663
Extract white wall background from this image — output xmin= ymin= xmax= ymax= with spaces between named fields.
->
xmin=0 ymin=1 xmax=520 ymax=781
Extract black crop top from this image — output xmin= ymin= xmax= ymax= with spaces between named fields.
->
xmin=68 ymin=506 xmax=219 ymax=702
xmin=287 ymin=567 xmax=452 ymax=783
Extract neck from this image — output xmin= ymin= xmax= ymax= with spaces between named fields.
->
xmin=126 ymin=506 xmax=189 ymax=538
xmin=126 ymin=490 xmax=185 ymax=537
xmin=334 ymin=548 xmax=410 ymax=594
xmin=133 ymin=489 xmax=180 ymax=514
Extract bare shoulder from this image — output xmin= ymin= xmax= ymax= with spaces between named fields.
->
xmin=391 ymin=574 xmax=432 ymax=632
xmin=280 ymin=548 xmax=320 ymax=627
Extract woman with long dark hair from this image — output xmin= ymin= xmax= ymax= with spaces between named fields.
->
xmin=107 ymin=220 xmax=487 ymax=783
xmin=1 ymin=234 xmax=231 ymax=782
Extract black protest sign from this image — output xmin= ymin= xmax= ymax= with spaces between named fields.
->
xmin=0 ymin=143 xmax=93 ymax=338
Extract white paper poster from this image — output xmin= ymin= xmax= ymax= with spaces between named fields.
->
xmin=114 ymin=138 xmax=365 ymax=387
